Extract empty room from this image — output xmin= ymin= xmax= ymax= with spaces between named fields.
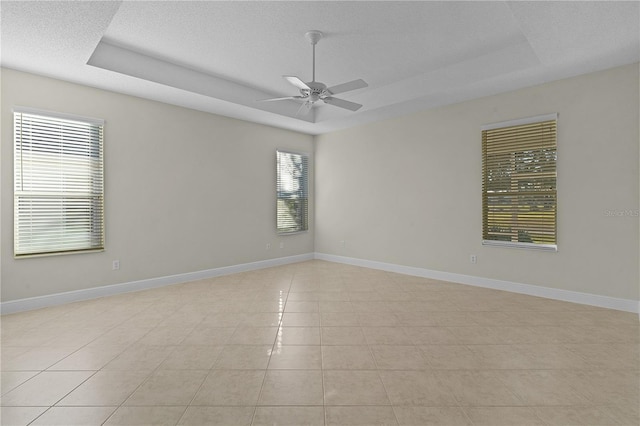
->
xmin=1 ymin=1 xmax=639 ymax=425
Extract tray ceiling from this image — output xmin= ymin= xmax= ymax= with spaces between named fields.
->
xmin=2 ymin=1 xmax=638 ymax=135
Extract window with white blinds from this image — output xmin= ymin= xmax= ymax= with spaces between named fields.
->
xmin=482 ymin=113 xmax=557 ymax=251
xmin=277 ymin=150 xmax=308 ymax=233
xmin=14 ymin=108 xmax=104 ymax=257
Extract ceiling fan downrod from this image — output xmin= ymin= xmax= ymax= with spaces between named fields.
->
xmin=305 ymin=30 xmax=323 ymax=83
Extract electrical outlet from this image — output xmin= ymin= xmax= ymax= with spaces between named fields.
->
xmin=470 ymin=255 xmax=477 ymax=264
xmin=112 ymin=260 xmax=120 ymax=270
xmin=340 ymin=240 xmax=345 ymax=248
xmin=279 ymin=242 xmax=284 ymax=249
xmin=266 ymin=243 xmax=271 ymax=250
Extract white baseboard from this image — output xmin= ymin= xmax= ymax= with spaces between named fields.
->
xmin=1 ymin=253 xmax=314 ymax=315
xmin=314 ymin=252 xmax=640 ymax=314
xmin=3 ymin=252 xmax=638 ymax=316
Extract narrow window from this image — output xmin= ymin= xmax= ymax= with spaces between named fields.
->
xmin=482 ymin=113 xmax=557 ymax=250
xmin=277 ymin=150 xmax=308 ymax=233
xmin=14 ymin=108 xmax=104 ymax=257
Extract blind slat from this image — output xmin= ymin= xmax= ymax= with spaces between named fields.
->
xmin=277 ymin=150 xmax=309 ymax=233
xmin=14 ymin=111 xmax=104 ymax=256
xmin=482 ymin=117 xmax=557 ymax=249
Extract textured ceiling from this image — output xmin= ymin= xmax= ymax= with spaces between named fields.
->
xmin=2 ymin=1 xmax=638 ymax=135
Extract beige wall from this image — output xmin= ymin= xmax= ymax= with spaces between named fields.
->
xmin=315 ymin=64 xmax=639 ymax=300
xmin=2 ymin=64 xmax=638 ymax=305
xmin=1 ymin=69 xmax=314 ymax=302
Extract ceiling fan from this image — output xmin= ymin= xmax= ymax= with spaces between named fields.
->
xmin=259 ymin=30 xmax=368 ymax=115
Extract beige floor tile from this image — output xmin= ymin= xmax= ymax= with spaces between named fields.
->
xmin=2 ymin=260 xmax=638 ymax=425
xmin=371 ymin=345 xmax=429 ymax=370
xmin=467 ymin=344 xmax=535 ymax=370
xmin=565 ymin=343 xmax=639 ymax=369
xmin=534 ymin=406 xmax=619 ymax=425
xmin=435 ymin=370 xmax=523 ymax=406
xmin=379 ymin=370 xmax=457 ymax=406
xmin=124 ymin=369 xmax=207 ymax=406
xmin=577 ymin=324 xmax=640 ymax=344
xmin=362 ymin=327 xmax=413 ymax=345
xmin=318 ymin=301 xmax=354 ymax=313
xmin=278 ymin=326 xmax=321 ymax=345
xmin=160 ymin=345 xmax=222 ymax=369
xmin=48 ymin=346 xmax=125 ymax=371
xmin=420 ymin=345 xmax=480 ymax=370
xmin=322 ymin=345 xmax=377 ymax=370
xmin=403 ymin=327 xmax=459 ymax=345
xmin=248 ymin=300 xmax=285 ymax=313
xmin=178 ymin=406 xmax=254 ymax=425
xmin=320 ymin=312 xmax=360 ymax=326
xmin=182 ymin=326 xmax=236 ymax=345
xmin=1 ymin=371 xmax=93 ymax=406
xmin=347 ymin=291 xmax=383 ymax=301
xmin=321 ymin=327 xmax=367 ymax=345
xmin=569 ymin=369 xmax=640 ymax=406
xmin=0 ymin=371 xmax=38 ymax=396
xmin=214 ymin=345 xmax=272 ymax=369
xmin=1 ymin=347 xmax=77 ymax=371
xmin=495 ymin=370 xmax=590 ymax=406
xmin=407 ymin=311 xmax=477 ymax=326
xmin=286 ymin=292 xmax=318 ymax=301
xmin=357 ymin=312 xmax=402 ymax=326
xmin=281 ymin=312 xmax=320 ymax=327
xmin=602 ymin=403 xmax=640 ymax=425
xmin=284 ymin=301 xmax=319 ymax=312
xmin=86 ymin=327 xmax=152 ymax=348
xmin=323 ymin=370 xmax=390 ymax=405
xmin=199 ymin=312 xmax=244 ymax=327
xmin=0 ymin=347 xmax=31 ymax=367
xmin=351 ymin=301 xmax=391 ymax=312
xmin=394 ymin=406 xmax=470 ymax=425
xmin=259 ymin=370 xmax=324 ymax=405
xmin=446 ymin=326 xmax=502 ymax=344
xmin=104 ymin=406 xmax=186 ymax=425
xmin=58 ymin=370 xmax=151 ymax=406
xmin=463 ymin=407 xmax=546 ymax=425
xmin=102 ymin=344 xmax=175 ymax=370
xmin=192 ymin=369 xmax=265 ymax=406
xmin=239 ymin=313 xmax=283 ymax=327
xmin=253 ymin=406 xmax=324 ymax=425
xmin=136 ymin=326 xmax=193 ymax=345
xmin=513 ymin=344 xmax=591 ymax=369
xmin=0 ymin=406 xmax=48 ymax=426
xmin=268 ymin=345 xmax=322 ymax=369
xmin=325 ymin=405 xmax=397 ymax=425
xmin=229 ymin=327 xmax=278 ymax=345
xmin=30 ymin=406 xmax=116 ymax=425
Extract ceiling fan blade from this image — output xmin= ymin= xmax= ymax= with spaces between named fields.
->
xmin=257 ymin=96 xmax=304 ymax=102
xmin=296 ymin=101 xmax=313 ymax=116
xmin=327 ymin=79 xmax=368 ymax=95
xmin=323 ymin=97 xmax=362 ymax=111
xmin=284 ymin=76 xmax=311 ymax=91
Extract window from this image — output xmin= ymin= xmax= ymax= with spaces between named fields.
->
xmin=277 ymin=150 xmax=308 ymax=233
xmin=14 ymin=108 xmax=104 ymax=257
xmin=482 ymin=113 xmax=557 ymax=251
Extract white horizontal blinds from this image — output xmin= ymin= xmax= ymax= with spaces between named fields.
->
xmin=482 ymin=116 xmax=557 ymax=248
xmin=277 ymin=150 xmax=309 ymax=233
xmin=14 ymin=110 xmax=104 ymax=256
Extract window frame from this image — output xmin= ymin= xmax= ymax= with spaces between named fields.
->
xmin=481 ymin=113 xmax=558 ymax=251
xmin=13 ymin=106 xmax=105 ymax=258
xmin=276 ymin=149 xmax=309 ymax=234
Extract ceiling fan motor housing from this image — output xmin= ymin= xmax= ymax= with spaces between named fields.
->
xmin=302 ymin=81 xmax=328 ymax=101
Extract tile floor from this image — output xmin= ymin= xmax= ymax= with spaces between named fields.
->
xmin=1 ymin=260 xmax=638 ymax=425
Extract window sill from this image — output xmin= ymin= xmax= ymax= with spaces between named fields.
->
xmin=482 ymin=240 xmax=557 ymax=252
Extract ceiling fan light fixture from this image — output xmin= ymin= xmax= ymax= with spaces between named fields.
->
xmin=257 ymin=30 xmax=368 ymax=116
